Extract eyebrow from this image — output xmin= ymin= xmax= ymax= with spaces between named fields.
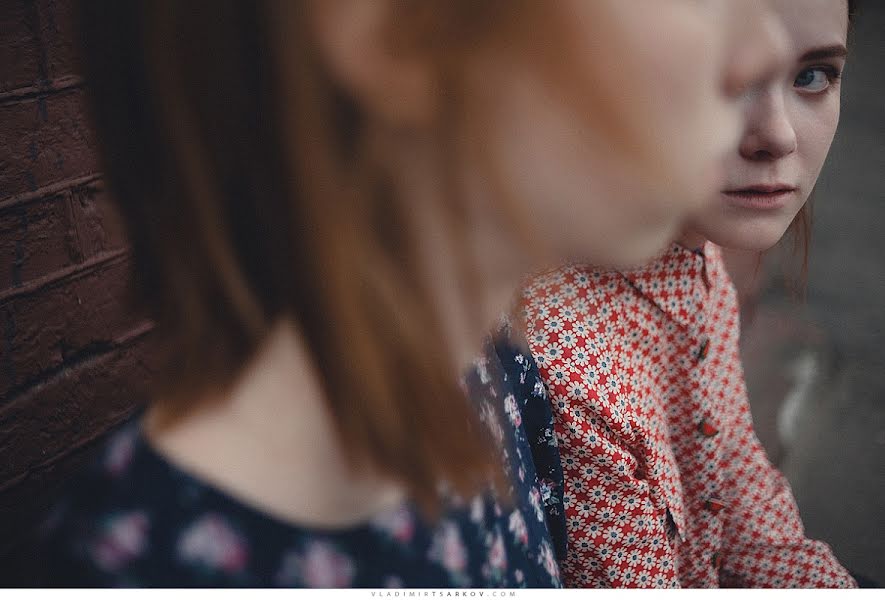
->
xmin=800 ymin=44 xmax=849 ymax=62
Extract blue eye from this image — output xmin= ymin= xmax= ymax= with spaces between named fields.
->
xmin=794 ymin=67 xmax=837 ymax=93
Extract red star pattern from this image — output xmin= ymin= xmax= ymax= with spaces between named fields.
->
xmin=522 ymin=243 xmax=856 ymax=588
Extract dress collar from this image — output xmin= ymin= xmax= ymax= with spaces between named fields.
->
xmin=619 ymin=242 xmax=716 ymax=332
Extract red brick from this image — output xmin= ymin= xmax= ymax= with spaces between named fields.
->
xmin=0 ymin=193 xmax=79 ymax=291
xmin=0 ymin=334 xmax=155 ymax=488
xmin=0 ymin=88 xmax=99 ymax=197
xmin=38 ymin=0 xmax=79 ymax=80
xmin=1 ymin=256 xmax=144 ymax=397
xmin=0 ymin=1 xmax=42 ymax=93
xmin=72 ymin=180 xmax=128 ymax=259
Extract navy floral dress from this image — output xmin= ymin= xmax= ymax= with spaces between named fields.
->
xmin=31 ymin=330 xmax=565 ymax=588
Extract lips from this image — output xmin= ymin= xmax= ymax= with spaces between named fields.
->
xmin=724 ymin=183 xmax=797 ymax=194
xmin=721 ymin=184 xmax=798 ymax=210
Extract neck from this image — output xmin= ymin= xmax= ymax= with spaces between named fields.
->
xmin=676 ymin=229 xmax=708 ymax=251
xmin=145 ymin=319 xmax=405 ymax=528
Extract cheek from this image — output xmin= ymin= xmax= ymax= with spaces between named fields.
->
xmin=794 ymin=96 xmax=841 ymax=183
xmin=467 ymin=59 xmax=684 ymax=262
xmin=618 ymin=11 xmax=734 ymax=205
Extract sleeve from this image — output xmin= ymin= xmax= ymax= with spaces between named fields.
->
xmin=513 ymin=348 xmax=569 ymax=564
xmin=717 ymin=396 xmax=857 ymax=588
xmin=492 ymin=328 xmax=569 ymax=565
xmin=549 ymin=366 xmax=684 ymax=588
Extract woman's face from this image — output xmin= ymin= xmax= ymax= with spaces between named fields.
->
xmin=459 ymin=0 xmax=790 ymax=269
xmin=683 ymin=0 xmax=849 ymax=251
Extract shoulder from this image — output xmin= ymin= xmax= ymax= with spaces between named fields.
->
xmin=28 ymin=423 xmax=157 ymax=586
xmin=522 ymin=265 xmax=629 ymax=321
xmin=522 ymin=265 xmax=634 ymax=364
xmin=521 ymin=266 xmax=649 ymax=429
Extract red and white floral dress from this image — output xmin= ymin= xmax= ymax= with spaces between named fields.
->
xmin=521 ymin=242 xmax=855 ymax=588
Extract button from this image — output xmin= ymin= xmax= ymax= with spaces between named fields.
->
xmin=696 ymin=338 xmax=710 ymax=362
xmin=711 ymin=551 xmax=723 ymax=570
xmin=704 ymin=498 xmax=727 ymax=514
xmin=698 ymin=419 xmax=719 ymax=437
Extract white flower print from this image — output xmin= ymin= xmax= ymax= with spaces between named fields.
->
xmin=178 ymin=514 xmax=248 ymax=573
xmin=276 ymin=540 xmax=355 ymax=587
xmin=611 ymin=548 xmax=629 ymax=566
xmin=475 ymin=356 xmax=491 ymax=384
xmin=528 ymin=486 xmax=545 ymax=522
xmin=566 ymin=381 xmax=587 ymax=402
xmin=575 ymin=501 xmax=595 ymax=519
xmin=597 ymin=356 xmax=613 ymax=375
xmin=508 ymin=510 xmax=529 ymax=547
xmin=470 ymin=496 xmax=486 ymax=524
xmin=587 ymin=485 xmax=606 ymax=502
xmin=370 ymin=504 xmax=415 ymax=544
xmin=504 ymin=394 xmax=521 ymax=427
xmin=584 ymin=369 xmax=600 ymax=387
xmin=549 ymin=366 xmax=569 ymax=386
xmin=544 ymin=316 xmax=564 ymax=333
xmin=604 ymin=525 xmax=625 ymax=544
xmin=571 ymin=348 xmax=590 ymax=366
xmin=538 ymin=478 xmax=558 ymax=506
xmin=538 ymin=540 xmax=559 ymax=579
xmin=545 ymin=343 xmax=564 ymax=362
xmin=558 ymin=330 xmax=577 ymax=349
xmin=478 ymin=402 xmax=505 ymax=444
xmin=596 ymin=507 xmax=616 ymax=523
xmin=104 ymin=429 xmax=136 ymax=476
xmin=301 ymin=541 xmax=356 ymax=587
xmin=486 ymin=529 xmax=508 ymax=574
xmin=428 ymin=521 xmax=468 ymax=576
xmin=90 ymin=510 xmax=149 ymax=571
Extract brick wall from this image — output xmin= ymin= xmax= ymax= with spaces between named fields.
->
xmin=0 ymin=0 xmax=157 ymax=566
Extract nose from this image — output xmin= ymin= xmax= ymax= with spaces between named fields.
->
xmin=721 ymin=0 xmax=790 ymax=99
xmin=739 ymin=87 xmax=798 ymax=160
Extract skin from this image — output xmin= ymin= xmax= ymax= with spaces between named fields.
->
xmin=680 ymin=0 xmax=849 ymax=251
xmin=458 ymin=0 xmax=788 ymax=271
xmin=334 ymin=0 xmax=791 ymax=366
xmin=148 ymin=0 xmax=790 ymax=529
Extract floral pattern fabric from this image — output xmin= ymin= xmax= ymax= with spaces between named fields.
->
xmin=522 ymin=242 xmax=856 ymax=588
xmin=32 ymin=336 xmax=563 ymax=588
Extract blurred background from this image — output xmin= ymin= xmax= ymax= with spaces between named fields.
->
xmin=0 ymin=0 xmax=882 ymax=585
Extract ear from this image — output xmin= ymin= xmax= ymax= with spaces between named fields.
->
xmin=305 ymin=0 xmax=440 ymax=127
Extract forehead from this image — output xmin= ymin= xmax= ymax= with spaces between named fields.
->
xmin=769 ymin=0 xmax=849 ymax=52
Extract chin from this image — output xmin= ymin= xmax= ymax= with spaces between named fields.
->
xmin=704 ymin=219 xmax=793 ymax=252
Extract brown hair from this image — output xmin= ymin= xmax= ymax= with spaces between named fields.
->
xmin=74 ymin=0 xmax=530 ymax=517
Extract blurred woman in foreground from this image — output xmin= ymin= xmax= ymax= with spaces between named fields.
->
xmin=33 ymin=0 xmax=784 ymax=587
